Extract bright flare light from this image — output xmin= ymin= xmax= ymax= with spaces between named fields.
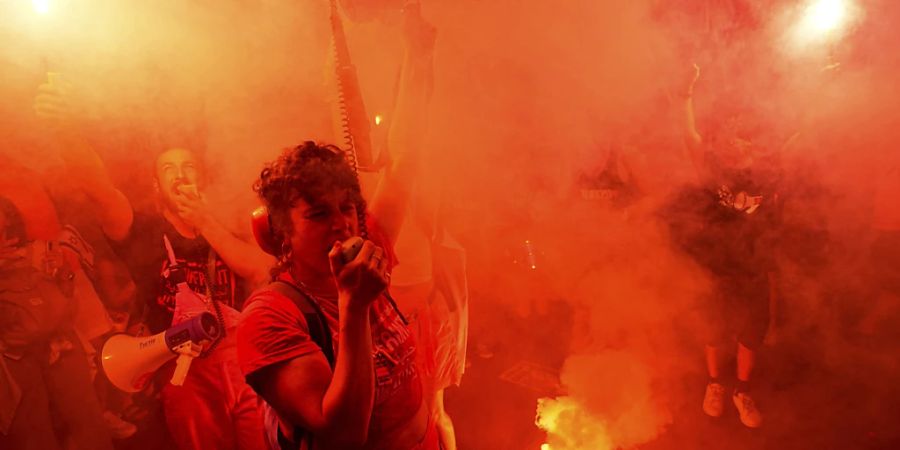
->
xmin=32 ymin=0 xmax=50 ymax=14
xmin=787 ymin=0 xmax=859 ymax=52
xmin=374 ymin=114 xmax=383 ymax=125
xmin=536 ymin=397 xmax=615 ymax=450
xmin=806 ymin=0 xmax=847 ymax=32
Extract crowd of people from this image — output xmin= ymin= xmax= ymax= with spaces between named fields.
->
xmin=2 ymin=1 xmax=898 ymax=450
xmin=2 ymin=4 xmax=466 ymax=450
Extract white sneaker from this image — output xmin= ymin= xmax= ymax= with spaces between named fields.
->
xmin=733 ymin=391 xmax=763 ymax=428
xmin=702 ymin=382 xmax=725 ymax=417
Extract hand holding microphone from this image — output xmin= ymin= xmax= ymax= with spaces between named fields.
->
xmin=340 ymin=236 xmax=365 ymax=263
xmin=329 ymin=237 xmax=390 ymax=310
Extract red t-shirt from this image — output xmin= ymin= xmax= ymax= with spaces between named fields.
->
xmin=237 ymin=221 xmax=423 ymax=450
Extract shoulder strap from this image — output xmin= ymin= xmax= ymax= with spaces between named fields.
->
xmin=263 ymin=280 xmax=335 ymax=450
xmin=268 ymin=280 xmax=335 ymax=368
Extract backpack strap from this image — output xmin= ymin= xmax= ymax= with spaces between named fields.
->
xmin=259 ymin=280 xmax=337 ymax=450
xmin=267 ymin=280 xmax=335 ymax=367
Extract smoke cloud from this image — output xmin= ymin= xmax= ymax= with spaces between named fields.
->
xmin=2 ymin=0 xmax=900 ymax=448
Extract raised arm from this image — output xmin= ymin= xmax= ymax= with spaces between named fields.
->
xmin=681 ymin=63 xmax=706 ymax=176
xmin=34 ymin=77 xmax=134 ymax=241
xmin=368 ymin=3 xmax=436 ymax=243
xmin=201 ymin=224 xmax=272 ymax=286
xmin=171 ymin=194 xmax=272 ymax=286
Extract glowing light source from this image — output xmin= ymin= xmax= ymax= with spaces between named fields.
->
xmin=805 ymin=0 xmax=846 ymax=32
xmin=374 ymin=114 xmax=383 ymax=125
xmin=536 ymin=397 xmax=615 ymax=450
xmin=786 ymin=0 xmax=860 ymax=53
xmin=32 ymin=0 xmax=50 ymax=14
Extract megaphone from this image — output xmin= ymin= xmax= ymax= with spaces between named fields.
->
xmin=101 ymin=312 xmax=221 ymax=392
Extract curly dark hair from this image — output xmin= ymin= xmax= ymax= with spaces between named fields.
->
xmin=254 ymin=141 xmax=367 ymax=276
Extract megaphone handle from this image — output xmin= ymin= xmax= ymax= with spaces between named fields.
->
xmin=170 ymin=343 xmax=196 ymax=386
xmin=171 ymin=354 xmax=193 ymax=386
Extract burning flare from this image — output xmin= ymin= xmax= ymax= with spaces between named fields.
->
xmin=537 ymin=396 xmax=615 ymax=450
xmin=805 ymin=0 xmax=848 ymax=32
xmin=536 ymin=352 xmax=672 ymax=450
xmin=790 ymin=0 xmax=861 ymax=48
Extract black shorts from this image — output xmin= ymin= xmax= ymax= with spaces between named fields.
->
xmin=703 ymin=271 xmax=770 ymax=350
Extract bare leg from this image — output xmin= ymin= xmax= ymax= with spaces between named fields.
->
xmin=736 ymin=342 xmax=755 ymax=383
xmin=702 ymin=344 xmax=726 ymax=417
xmin=433 ymin=388 xmax=457 ymax=450
xmin=705 ymin=344 xmax=720 ymax=379
xmin=733 ymin=342 xmax=762 ymax=427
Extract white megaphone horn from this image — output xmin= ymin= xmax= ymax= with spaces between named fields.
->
xmin=101 ymin=312 xmax=221 ymax=392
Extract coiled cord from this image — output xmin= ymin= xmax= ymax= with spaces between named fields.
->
xmin=330 ymin=0 xmax=369 ymax=240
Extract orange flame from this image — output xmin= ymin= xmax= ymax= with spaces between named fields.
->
xmin=536 ymin=397 xmax=614 ymax=450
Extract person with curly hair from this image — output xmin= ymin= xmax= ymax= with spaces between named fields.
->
xmin=236 ymin=4 xmax=437 ymax=450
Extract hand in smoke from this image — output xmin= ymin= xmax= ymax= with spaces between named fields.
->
xmin=173 ymin=189 xmax=213 ymax=233
xmin=33 ymin=73 xmax=79 ymax=133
